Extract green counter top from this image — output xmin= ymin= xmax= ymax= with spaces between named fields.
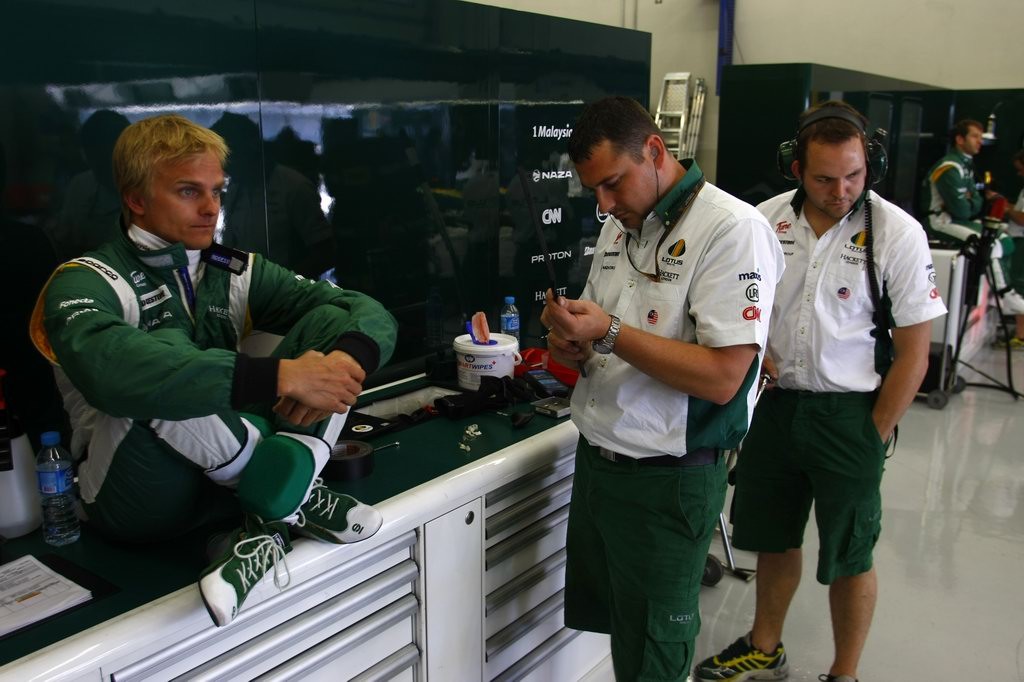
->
xmin=0 ymin=384 xmax=567 ymax=666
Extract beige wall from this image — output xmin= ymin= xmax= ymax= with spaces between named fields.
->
xmin=463 ymin=0 xmax=1024 ymax=181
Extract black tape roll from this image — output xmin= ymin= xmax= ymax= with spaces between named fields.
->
xmin=326 ymin=440 xmax=375 ymax=481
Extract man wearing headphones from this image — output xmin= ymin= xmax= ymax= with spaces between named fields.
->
xmin=542 ymin=96 xmax=784 ymax=680
xmin=924 ymin=119 xmax=1024 ymax=332
xmin=694 ymin=101 xmax=945 ymax=682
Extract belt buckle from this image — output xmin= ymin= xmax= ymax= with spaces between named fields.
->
xmin=597 ymin=447 xmax=618 ymax=462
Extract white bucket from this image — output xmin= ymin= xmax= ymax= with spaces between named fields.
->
xmin=453 ymin=333 xmax=522 ymax=391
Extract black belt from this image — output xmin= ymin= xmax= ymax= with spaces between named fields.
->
xmin=595 ymin=446 xmax=718 ymax=467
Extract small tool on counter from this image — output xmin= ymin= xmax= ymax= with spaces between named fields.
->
xmin=496 ymin=410 xmax=535 ymax=429
xmin=459 ymin=424 xmax=482 ymax=452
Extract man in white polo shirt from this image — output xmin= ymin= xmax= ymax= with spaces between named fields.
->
xmin=542 ymin=96 xmax=784 ymax=681
xmin=695 ymin=101 xmax=946 ymax=682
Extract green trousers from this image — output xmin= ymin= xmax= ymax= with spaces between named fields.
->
xmin=564 ymin=438 xmax=727 ymax=681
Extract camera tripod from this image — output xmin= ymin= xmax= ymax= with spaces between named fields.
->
xmin=951 ymin=222 xmax=1023 ymax=400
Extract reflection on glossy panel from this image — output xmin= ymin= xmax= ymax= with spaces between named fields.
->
xmin=1 ymin=0 xmax=261 ymax=445
xmin=1 ymin=0 xmax=651 ymax=435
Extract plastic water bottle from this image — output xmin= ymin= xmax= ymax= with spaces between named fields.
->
xmin=500 ymin=296 xmax=520 ymax=341
xmin=36 ymin=431 xmax=80 ymax=546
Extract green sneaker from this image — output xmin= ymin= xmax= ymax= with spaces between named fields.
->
xmin=694 ymin=632 xmax=789 ymax=681
xmin=199 ymin=515 xmax=292 ymax=627
xmin=295 ymin=478 xmax=383 ymax=544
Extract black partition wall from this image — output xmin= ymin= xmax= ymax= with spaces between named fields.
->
xmin=0 ymin=0 xmax=650 ymax=436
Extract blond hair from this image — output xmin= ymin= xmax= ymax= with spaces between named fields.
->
xmin=112 ymin=114 xmax=229 ymax=223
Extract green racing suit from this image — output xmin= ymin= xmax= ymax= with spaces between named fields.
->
xmin=31 ymin=232 xmax=397 ymax=540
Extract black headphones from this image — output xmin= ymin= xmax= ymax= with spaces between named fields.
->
xmin=776 ymin=106 xmax=888 ymax=184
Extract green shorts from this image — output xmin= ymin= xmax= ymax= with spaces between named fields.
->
xmin=731 ymin=389 xmax=886 ymax=585
xmin=564 ymin=437 xmax=727 ymax=681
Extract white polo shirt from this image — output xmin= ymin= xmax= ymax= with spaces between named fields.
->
xmin=571 ymin=167 xmax=784 ymax=459
xmin=757 ymin=188 xmax=947 ymax=393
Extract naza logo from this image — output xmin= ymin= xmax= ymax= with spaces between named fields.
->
xmin=742 ymin=305 xmax=761 ymax=321
xmin=667 ymin=239 xmax=686 ymax=257
xmin=533 ymin=169 xmax=573 ymax=182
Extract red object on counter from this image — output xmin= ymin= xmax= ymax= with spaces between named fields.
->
xmin=516 ymin=348 xmax=580 ymax=386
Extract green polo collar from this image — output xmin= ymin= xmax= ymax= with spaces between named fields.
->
xmin=653 ymin=158 xmax=704 ymax=226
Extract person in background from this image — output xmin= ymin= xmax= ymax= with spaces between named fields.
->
xmin=924 ymin=119 xmax=1024 ymax=343
xmin=31 ymin=114 xmax=397 ymax=626
xmin=695 ymin=101 xmax=946 ymax=682
xmin=542 ymin=96 xmax=784 ymax=680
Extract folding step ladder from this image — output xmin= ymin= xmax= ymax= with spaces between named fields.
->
xmin=654 ymin=72 xmax=707 ymax=160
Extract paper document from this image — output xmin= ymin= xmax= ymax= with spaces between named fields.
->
xmin=0 ymin=554 xmax=92 ymax=637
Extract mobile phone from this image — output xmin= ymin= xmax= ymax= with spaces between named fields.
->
xmin=524 ymin=368 xmax=569 ymax=398
xmin=532 ymin=396 xmax=571 ymax=418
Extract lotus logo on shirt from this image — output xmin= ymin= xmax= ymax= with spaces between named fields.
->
xmin=850 ymin=231 xmax=868 ymax=247
xmin=837 ymin=287 xmax=851 ymax=300
xmin=647 ymin=309 xmax=659 ymax=325
xmin=667 ymin=239 xmax=686 ymax=257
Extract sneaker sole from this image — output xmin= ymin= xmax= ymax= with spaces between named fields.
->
xmin=695 ymin=664 xmax=789 ymax=682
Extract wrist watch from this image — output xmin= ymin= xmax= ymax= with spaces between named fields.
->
xmin=592 ymin=314 xmax=621 ymax=354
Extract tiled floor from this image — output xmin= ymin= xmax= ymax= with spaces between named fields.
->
xmin=693 ymin=344 xmax=1024 ymax=680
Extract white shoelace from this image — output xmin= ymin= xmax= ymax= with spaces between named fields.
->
xmin=233 ymin=533 xmax=290 ymax=590
xmin=302 ymin=478 xmax=341 ymax=522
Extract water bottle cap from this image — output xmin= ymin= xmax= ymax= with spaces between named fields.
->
xmin=504 ymin=296 xmax=515 ymax=305
xmin=41 ymin=431 xmax=61 ymax=446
